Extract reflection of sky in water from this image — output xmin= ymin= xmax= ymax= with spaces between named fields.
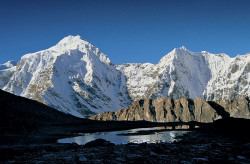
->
xmin=57 ymin=128 xmax=188 ymax=145
xmin=128 ymin=132 xmax=172 ymax=144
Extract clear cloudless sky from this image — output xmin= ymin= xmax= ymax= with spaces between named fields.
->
xmin=0 ymin=0 xmax=250 ymax=65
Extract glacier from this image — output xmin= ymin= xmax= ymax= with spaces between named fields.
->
xmin=0 ymin=35 xmax=249 ymax=118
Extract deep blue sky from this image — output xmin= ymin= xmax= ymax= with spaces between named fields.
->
xmin=1 ymin=0 xmax=250 ymax=65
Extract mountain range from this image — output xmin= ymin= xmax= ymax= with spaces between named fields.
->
xmin=0 ymin=35 xmax=249 ymax=118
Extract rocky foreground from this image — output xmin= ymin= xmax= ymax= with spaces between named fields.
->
xmin=1 ymin=89 xmax=249 ymax=163
xmin=1 ymin=118 xmax=250 ymax=163
xmin=1 ymin=131 xmax=250 ymax=164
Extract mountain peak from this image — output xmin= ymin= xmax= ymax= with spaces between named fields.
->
xmin=174 ymin=46 xmax=190 ymax=53
xmin=47 ymin=35 xmax=100 ymax=55
xmin=178 ymin=46 xmax=187 ymax=50
xmin=55 ymin=35 xmax=91 ymax=48
xmin=58 ymin=35 xmax=83 ymax=44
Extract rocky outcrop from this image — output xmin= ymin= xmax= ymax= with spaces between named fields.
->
xmin=213 ymin=96 xmax=250 ymax=119
xmin=89 ymin=97 xmax=249 ymax=123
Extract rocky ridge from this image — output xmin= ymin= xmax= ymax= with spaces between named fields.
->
xmin=89 ymin=96 xmax=250 ymax=122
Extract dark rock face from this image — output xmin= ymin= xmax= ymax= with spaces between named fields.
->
xmin=194 ymin=98 xmax=219 ymax=122
xmin=89 ymin=97 xmax=249 ymax=123
xmin=214 ymin=96 xmax=250 ymax=119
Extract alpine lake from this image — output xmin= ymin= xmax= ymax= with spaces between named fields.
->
xmin=58 ymin=126 xmax=190 ymax=145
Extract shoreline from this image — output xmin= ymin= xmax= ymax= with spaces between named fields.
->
xmin=1 ymin=118 xmax=250 ymax=163
xmin=1 ymin=131 xmax=250 ymax=163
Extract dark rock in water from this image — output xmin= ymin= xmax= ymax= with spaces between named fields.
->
xmin=89 ymin=96 xmax=249 ymax=123
xmin=84 ymin=139 xmax=114 ymax=148
xmin=68 ymin=143 xmax=79 ymax=149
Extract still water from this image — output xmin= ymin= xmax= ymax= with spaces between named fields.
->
xmin=57 ymin=127 xmax=188 ymax=145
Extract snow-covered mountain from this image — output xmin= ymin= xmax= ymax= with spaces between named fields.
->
xmin=0 ymin=60 xmax=16 ymax=70
xmin=118 ymin=46 xmax=250 ymax=101
xmin=1 ymin=35 xmax=249 ymax=118
xmin=0 ymin=61 xmax=16 ymax=89
xmin=1 ymin=36 xmax=132 ymax=117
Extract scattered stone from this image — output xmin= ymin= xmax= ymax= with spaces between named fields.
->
xmin=115 ymin=157 xmax=126 ymax=162
xmin=210 ymin=142 xmax=221 ymax=149
xmin=78 ymin=155 xmax=88 ymax=162
xmin=126 ymin=142 xmax=138 ymax=146
xmin=192 ymin=157 xmax=209 ymax=163
xmin=243 ymin=143 xmax=250 ymax=150
xmin=228 ymin=157 xmax=235 ymax=161
xmin=69 ymin=142 xmax=79 ymax=149
xmin=84 ymin=139 xmax=113 ymax=148
xmin=151 ymin=145 xmax=165 ymax=154
xmin=237 ymin=155 xmax=246 ymax=160
xmin=150 ymin=151 xmax=159 ymax=156
xmin=180 ymin=161 xmax=192 ymax=164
